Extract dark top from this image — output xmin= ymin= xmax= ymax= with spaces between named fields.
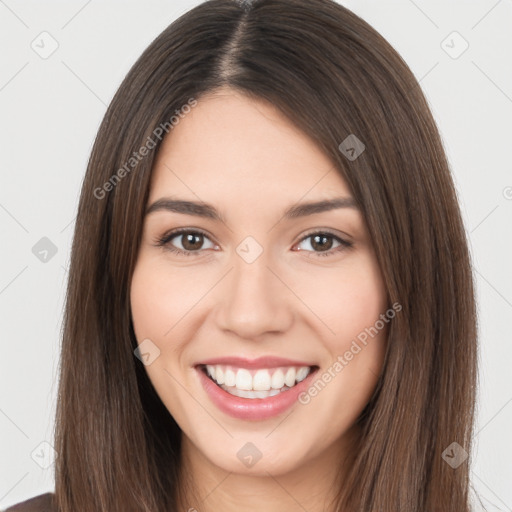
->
xmin=3 ymin=493 xmax=56 ymax=512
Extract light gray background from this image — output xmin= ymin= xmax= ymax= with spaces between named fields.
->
xmin=1 ymin=0 xmax=511 ymax=510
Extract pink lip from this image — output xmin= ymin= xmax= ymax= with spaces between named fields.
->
xmin=195 ymin=356 xmax=315 ymax=369
xmin=195 ymin=365 xmax=318 ymax=421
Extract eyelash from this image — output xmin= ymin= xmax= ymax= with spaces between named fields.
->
xmin=155 ymin=227 xmax=353 ymax=258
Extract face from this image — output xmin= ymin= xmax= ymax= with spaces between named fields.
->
xmin=130 ymin=87 xmax=389 ymax=477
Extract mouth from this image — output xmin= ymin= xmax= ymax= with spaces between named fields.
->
xmin=193 ymin=355 xmax=321 ymax=420
xmin=196 ymin=363 xmax=320 ymax=400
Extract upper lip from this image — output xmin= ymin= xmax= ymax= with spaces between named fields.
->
xmin=195 ymin=356 xmax=316 ymax=369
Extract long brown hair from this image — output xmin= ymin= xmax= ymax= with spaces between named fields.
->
xmin=54 ymin=0 xmax=478 ymax=510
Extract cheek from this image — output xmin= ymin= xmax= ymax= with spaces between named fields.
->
xmin=130 ymin=258 xmax=192 ymax=342
xmin=130 ymin=257 xmax=209 ymax=392
xmin=301 ymin=251 xmax=389 ymax=413
xmin=130 ymin=259 xmax=190 ymax=411
xmin=303 ymin=252 xmax=388 ymax=347
xmin=131 ymin=264 xmax=163 ymax=342
xmin=296 ymin=265 xmax=389 ymax=446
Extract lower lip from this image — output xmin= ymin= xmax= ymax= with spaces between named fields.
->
xmin=196 ymin=366 xmax=318 ymax=421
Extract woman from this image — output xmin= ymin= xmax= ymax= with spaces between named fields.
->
xmin=6 ymin=0 xmax=478 ymax=510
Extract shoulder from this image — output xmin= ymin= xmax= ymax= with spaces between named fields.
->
xmin=3 ymin=493 xmax=56 ymax=512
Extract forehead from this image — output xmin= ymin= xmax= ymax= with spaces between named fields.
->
xmin=149 ymin=89 xmax=352 ymax=207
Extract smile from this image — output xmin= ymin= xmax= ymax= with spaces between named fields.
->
xmin=195 ymin=357 xmax=320 ymax=420
xmin=201 ymin=364 xmax=313 ymax=399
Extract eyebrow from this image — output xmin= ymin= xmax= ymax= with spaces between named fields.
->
xmin=145 ymin=196 xmax=358 ymax=222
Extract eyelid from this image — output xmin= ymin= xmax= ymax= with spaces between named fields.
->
xmin=155 ymin=227 xmax=217 ymax=251
xmin=295 ymin=227 xmax=353 ymax=246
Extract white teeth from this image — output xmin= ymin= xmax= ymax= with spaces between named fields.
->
xmin=206 ymin=365 xmax=216 ymax=380
xmin=271 ymin=369 xmax=285 ymax=389
xmin=296 ymin=366 xmax=309 ymax=382
xmin=221 ymin=386 xmax=291 ymax=399
xmin=215 ymin=366 xmax=225 ymax=385
xmin=204 ymin=364 xmax=313 ymax=393
xmin=224 ymin=368 xmax=236 ymax=387
xmin=253 ymin=369 xmax=271 ymax=391
xmin=235 ymin=368 xmax=253 ymax=390
xmin=285 ymin=367 xmax=296 ymax=387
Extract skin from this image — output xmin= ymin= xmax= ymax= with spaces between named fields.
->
xmin=130 ymin=86 xmax=389 ymax=512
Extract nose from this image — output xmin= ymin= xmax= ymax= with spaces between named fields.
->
xmin=214 ymin=248 xmax=294 ymax=340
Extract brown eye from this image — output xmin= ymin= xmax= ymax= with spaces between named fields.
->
xmin=181 ymin=232 xmax=205 ymax=251
xmin=310 ymin=234 xmax=334 ymax=252
xmin=157 ymin=229 xmax=216 ymax=256
xmin=295 ymin=231 xmax=352 ymax=257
